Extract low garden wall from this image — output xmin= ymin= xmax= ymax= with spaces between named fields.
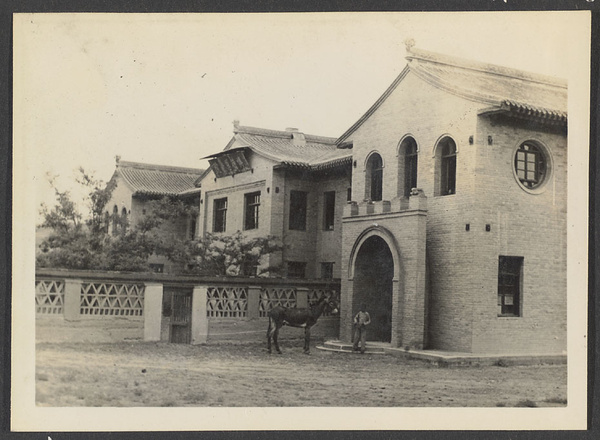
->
xmin=36 ymin=269 xmax=341 ymax=345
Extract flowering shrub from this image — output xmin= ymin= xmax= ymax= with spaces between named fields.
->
xmin=159 ymin=231 xmax=284 ymax=277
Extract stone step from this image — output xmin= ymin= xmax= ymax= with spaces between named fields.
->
xmin=317 ymin=340 xmax=387 ymax=354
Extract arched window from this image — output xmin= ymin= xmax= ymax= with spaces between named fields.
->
xmin=398 ymin=137 xmax=418 ymax=198
xmin=436 ymin=137 xmax=457 ymax=196
xmin=112 ymin=205 xmax=119 ymax=236
xmin=365 ymin=153 xmax=383 ymax=202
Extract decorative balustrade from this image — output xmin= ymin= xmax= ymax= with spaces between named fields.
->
xmin=259 ymin=287 xmax=297 ymax=317
xmin=35 ymin=269 xmax=340 ymax=346
xmin=80 ymin=282 xmax=145 ymax=316
xmin=35 ymin=279 xmax=65 ymax=315
xmin=206 ymin=286 xmax=248 ymax=318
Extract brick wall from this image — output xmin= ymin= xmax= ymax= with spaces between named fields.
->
xmin=340 ymin=70 xmax=567 ymax=354
xmin=466 ymin=118 xmax=567 ymax=354
xmin=341 ymin=199 xmax=428 ymax=349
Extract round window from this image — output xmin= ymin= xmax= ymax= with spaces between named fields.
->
xmin=514 ymin=141 xmax=548 ymax=191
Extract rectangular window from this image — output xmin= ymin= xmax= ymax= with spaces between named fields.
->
xmin=347 ymin=187 xmax=352 ymax=202
xmin=213 ymin=198 xmax=227 ymax=233
xmin=287 ymin=261 xmax=306 ymax=279
xmin=244 ymin=192 xmax=261 ymax=230
xmin=149 ymin=263 xmax=164 ymax=273
xmin=289 ymin=190 xmax=307 ymax=230
xmin=498 ymin=256 xmax=523 ymax=317
xmin=242 ymin=263 xmax=258 ymax=277
xmin=324 ymin=191 xmax=336 ymax=231
xmin=321 ymin=262 xmax=334 ymax=280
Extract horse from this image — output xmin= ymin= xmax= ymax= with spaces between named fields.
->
xmin=267 ymin=295 xmax=338 ymax=354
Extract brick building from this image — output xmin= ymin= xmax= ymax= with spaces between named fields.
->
xmin=105 ymin=158 xmax=204 ymax=273
xmin=198 ymin=46 xmax=567 ymax=354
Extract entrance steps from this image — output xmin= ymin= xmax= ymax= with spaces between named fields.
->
xmin=316 ymin=340 xmax=388 ymax=355
xmin=317 ymin=340 xmax=567 ymax=366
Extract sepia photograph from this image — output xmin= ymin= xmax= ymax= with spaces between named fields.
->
xmin=11 ymin=11 xmax=590 ymax=431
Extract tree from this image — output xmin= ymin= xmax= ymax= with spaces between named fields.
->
xmin=37 ymin=168 xmax=117 ymax=270
xmin=37 ymin=170 xmax=284 ymax=275
xmin=159 ymin=231 xmax=284 ymax=277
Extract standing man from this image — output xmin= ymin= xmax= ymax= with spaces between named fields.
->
xmin=352 ymin=303 xmax=371 ymax=354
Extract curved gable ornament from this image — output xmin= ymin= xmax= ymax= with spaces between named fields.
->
xmin=347 ymin=225 xmax=401 ymax=281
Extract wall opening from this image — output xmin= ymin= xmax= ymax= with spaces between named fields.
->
xmin=353 ymin=235 xmax=394 ymax=342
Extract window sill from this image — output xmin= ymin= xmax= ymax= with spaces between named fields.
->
xmin=497 ymin=314 xmax=521 ymax=318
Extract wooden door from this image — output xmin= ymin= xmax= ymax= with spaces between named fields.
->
xmin=170 ymin=288 xmax=192 ymax=344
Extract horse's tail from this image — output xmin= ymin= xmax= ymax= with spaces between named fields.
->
xmin=267 ymin=315 xmax=272 ymax=337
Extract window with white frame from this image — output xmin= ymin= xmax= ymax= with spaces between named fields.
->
xmin=244 ymin=192 xmax=260 ymax=230
xmin=213 ymin=198 xmax=227 ymax=233
xmin=498 ymin=256 xmax=523 ymax=317
xmin=514 ymin=142 xmax=547 ymax=189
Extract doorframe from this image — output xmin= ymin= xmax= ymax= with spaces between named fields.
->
xmin=347 ymin=225 xmax=402 ymax=346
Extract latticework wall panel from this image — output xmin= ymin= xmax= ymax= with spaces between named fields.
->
xmin=206 ymin=286 xmax=248 ymax=318
xmin=259 ymin=288 xmax=297 ymax=317
xmin=35 ymin=280 xmax=65 ymax=315
xmin=80 ymin=282 xmax=145 ymax=316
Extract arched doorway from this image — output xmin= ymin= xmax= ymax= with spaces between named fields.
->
xmin=353 ymin=235 xmax=394 ymax=342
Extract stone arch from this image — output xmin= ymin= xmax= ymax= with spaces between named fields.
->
xmin=348 ymin=226 xmax=400 ymax=343
xmin=431 ymin=133 xmax=459 ymax=158
xmin=348 ymin=225 xmax=401 ymax=280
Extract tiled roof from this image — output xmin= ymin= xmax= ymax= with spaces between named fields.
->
xmin=210 ymin=125 xmax=352 ymax=171
xmin=116 ymin=160 xmax=204 ymax=196
xmin=338 ymin=47 xmax=567 ymax=143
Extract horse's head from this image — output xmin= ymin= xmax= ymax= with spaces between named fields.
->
xmin=311 ymin=295 xmax=338 ymax=315
xmin=324 ymin=295 xmax=339 ymax=315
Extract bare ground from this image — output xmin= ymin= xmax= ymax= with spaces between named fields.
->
xmin=36 ymin=340 xmax=567 ymax=407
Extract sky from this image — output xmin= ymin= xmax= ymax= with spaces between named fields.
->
xmin=13 ymin=11 xmax=590 ymax=220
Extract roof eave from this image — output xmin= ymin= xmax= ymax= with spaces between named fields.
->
xmin=478 ymin=101 xmax=567 ymax=127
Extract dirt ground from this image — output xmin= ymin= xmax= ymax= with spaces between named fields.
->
xmin=36 ymin=339 xmax=567 ymax=407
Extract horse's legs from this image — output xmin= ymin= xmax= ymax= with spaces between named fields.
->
xmin=267 ymin=318 xmax=272 ymax=354
xmin=273 ymin=326 xmax=282 ymax=354
xmin=303 ymin=327 xmax=311 ymax=354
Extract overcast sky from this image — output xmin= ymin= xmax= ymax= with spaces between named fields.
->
xmin=13 ymin=12 xmax=589 ymax=219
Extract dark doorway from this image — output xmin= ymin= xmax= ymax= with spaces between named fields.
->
xmin=353 ymin=235 xmax=394 ymax=342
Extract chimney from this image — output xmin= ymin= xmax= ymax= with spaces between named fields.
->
xmin=233 ymin=119 xmax=240 ymax=130
xmin=286 ymin=127 xmax=306 ymax=146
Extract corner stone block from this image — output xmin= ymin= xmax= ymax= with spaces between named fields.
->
xmin=191 ymin=286 xmax=209 ymax=345
xmin=408 ymin=189 xmax=427 ymax=210
xmin=296 ymin=287 xmax=309 ymax=308
xmin=344 ymin=202 xmax=359 ymax=217
xmin=143 ymin=283 xmax=163 ymax=341
xmin=374 ymin=201 xmax=391 ymax=214
xmin=63 ymin=279 xmax=82 ymax=321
